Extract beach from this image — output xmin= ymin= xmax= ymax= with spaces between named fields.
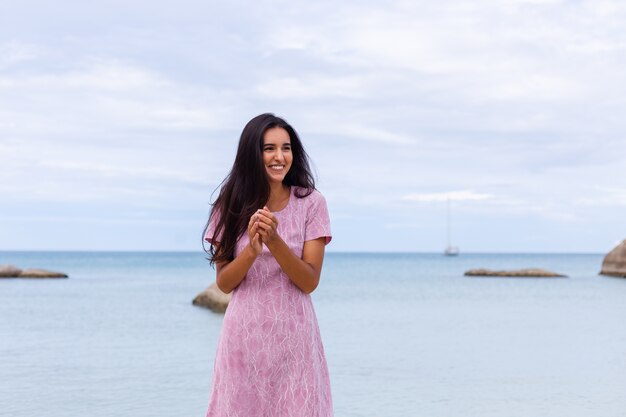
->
xmin=1 ymin=251 xmax=625 ymax=417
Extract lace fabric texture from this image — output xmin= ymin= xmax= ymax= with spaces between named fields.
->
xmin=204 ymin=187 xmax=333 ymax=417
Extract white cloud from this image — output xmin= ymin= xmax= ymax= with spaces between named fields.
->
xmin=0 ymin=59 xmax=167 ymax=90
xmin=255 ymin=75 xmax=369 ymax=100
xmin=482 ymin=74 xmax=583 ymax=101
xmin=574 ymin=187 xmax=626 ymax=207
xmin=383 ymin=222 xmax=426 ymax=229
xmin=402 ymin=190 xmax=495 ymax=202
xmin=333 ymin=124 xmax=417 ymax=145
xmin=0 ymin=41 xmax=40 ymax=70
xmin=0 ymin=57 xmax=232 ymax=134
xmin=260 ymin=0 xmax=626 ymax=114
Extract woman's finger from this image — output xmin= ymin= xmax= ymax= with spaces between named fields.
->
xmin=249 ymin=214 xmax=258 ymax=227
xmin=250 ymin=222 xmax=262 ymax=239
xmin=255 ymin=212 xmax=274 ymax=226
xmin=256 ymin=210 xmax=278 ymax=226
xmin=256 ymin=221 xmax=272 ymax=231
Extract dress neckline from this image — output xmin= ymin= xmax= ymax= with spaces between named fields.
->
xmin=270 ymin=186 xmax=293 ymax=214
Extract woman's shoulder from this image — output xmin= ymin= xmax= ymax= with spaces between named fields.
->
xmin=292 ymin=186 xmax=327 ymax=205
xmin=291 ymin=187 xmax=332 ymax=239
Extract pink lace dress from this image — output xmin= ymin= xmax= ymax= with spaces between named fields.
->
xmin=204 ymin=186 xmax=333 ymax=417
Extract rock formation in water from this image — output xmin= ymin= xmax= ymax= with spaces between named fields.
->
xmin=19 ymin=268 xmax=68 ymax=278
xmin=0 ymin=264 xmax=68 ymax=278
xmin=464 ymin=268 xmax=566 ymax=277
xmin=600 ymin=239 xmax=626 ymax=277
xmin=0 ymin=265 xmax=22 ymax=277
xmin=192 ymin=282 xmax=231 ymax=313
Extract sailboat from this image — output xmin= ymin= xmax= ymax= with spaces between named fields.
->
xmin=444 ymin=197 xmax=459 ymax=256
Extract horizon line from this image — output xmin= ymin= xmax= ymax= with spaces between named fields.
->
xmin=0 ymin=249 xmax=607 ymax=255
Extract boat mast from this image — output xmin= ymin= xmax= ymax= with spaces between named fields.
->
xmin=444 ymin=196 xmax=459 ymax=255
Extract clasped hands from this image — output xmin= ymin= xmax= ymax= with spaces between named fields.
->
xmin=247 ymin=206 xmax=280 ymax=255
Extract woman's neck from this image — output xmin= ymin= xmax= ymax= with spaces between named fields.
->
xmin=267 ymin=183 xmax=290 ymax=211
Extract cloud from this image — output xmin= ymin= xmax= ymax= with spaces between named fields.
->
xmin=0 ymin=41 xmax=40 ymax=70
xmin=402 ymin=190 xmax=495 ymax=202
xmin=574 ymin=187 xmax=626 ymax=207
xmin=261 ymin=0 xmax=626 ymax=113
xmin=0 ymin=57 xmax=168 ymax=90
xmin=0 ymin=57 xmax=232 ymax=135
xmin=383 ymin=222 xmax=426 ymax=229
xmin=255 ymin=75 xmax=369 ymax=100
xmin=332 ymin=124 xmax=418 ymax=145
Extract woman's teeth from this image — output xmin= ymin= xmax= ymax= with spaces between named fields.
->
xmin=269 ymin=165 xmax=284 ymax=171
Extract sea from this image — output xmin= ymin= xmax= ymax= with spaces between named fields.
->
xmin=1 ymin=251 xmax=625 ymax=417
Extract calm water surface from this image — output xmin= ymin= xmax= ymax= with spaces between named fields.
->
xmin=1 ymin=251 xmax=625 ymax=417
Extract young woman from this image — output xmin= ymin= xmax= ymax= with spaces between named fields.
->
xmin=202 ymin=113 xmax=333 ymax=417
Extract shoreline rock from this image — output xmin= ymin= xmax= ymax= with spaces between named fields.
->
xmin=192 ymin=282 xmax=231 ymax=313
xmin=19 ymin=268 xmax=68 ymax=278
xmin=465 ymin=268 xmax=567 ymax=277
xmin=0 ymin=264 xmax=68 ymax=279
xmin=0 ymin=264 xmax=22 ymax=277
xmin=600 ymin=239 xmax=626 ymax=278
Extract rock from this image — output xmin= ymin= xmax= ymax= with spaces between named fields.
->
xmin=600 ymin=239 xmax=626 ymax=277
xmin=0 ymin=264 xmax=23 ymax=277
xmin=18 ymin=268 xmax=68 ymax=278
xmin=192 ymin=282 xmax=231 ymax=313
xmin=1 ymin=264 xmax=68 ymax=279
xmin=465 ymin=268 xmax=567 ymax=277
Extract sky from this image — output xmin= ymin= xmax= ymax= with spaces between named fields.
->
xmin=0 ymin=0 xmax=624 ymax=253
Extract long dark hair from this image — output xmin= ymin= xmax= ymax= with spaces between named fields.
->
xmin=202 ymin=113 xmax=316 ymax=265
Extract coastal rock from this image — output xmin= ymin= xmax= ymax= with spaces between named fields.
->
xmin=0 ymin=264 xmax=23 ymax=277
xmin=465 ymin=268 xmax=567 ymax=277
xmin=19 ymin=268 xmax=68 ymax=278
xmin=600 ymin=239 xmax=626 ymax=278
xmin=192 ymin=282 xmax=231 ymax=313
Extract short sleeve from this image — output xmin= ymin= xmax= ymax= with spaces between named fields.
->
xmin=304 ymin=191 xmax=332 ymax=245
xmin=204 ymin=209 xmax=223 ymax=246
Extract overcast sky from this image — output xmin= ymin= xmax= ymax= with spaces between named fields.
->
xmin=1 ymin=0 xmax=624 ymax=253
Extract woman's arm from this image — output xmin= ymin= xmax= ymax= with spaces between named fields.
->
xmin=255 ymin=207 xmax=326 ymax=294
xmin=266 ymin=236 xmax=326 ymax=294
xmin=215 ymin=244 xmax=257 ymax=293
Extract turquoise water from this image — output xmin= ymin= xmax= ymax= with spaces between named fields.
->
xmin=1 ymin=251 xmax=625 ymax=417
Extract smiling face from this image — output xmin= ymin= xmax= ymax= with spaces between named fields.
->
xmin=262 ymin=126 xmax=293 ymax=185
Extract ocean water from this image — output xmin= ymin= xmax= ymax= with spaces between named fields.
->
xmin=1 ymin=251 xmax=625 ymax=417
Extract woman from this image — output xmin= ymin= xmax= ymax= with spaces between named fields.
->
xmin=202 ymin=113 xmax=333 ymax=417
